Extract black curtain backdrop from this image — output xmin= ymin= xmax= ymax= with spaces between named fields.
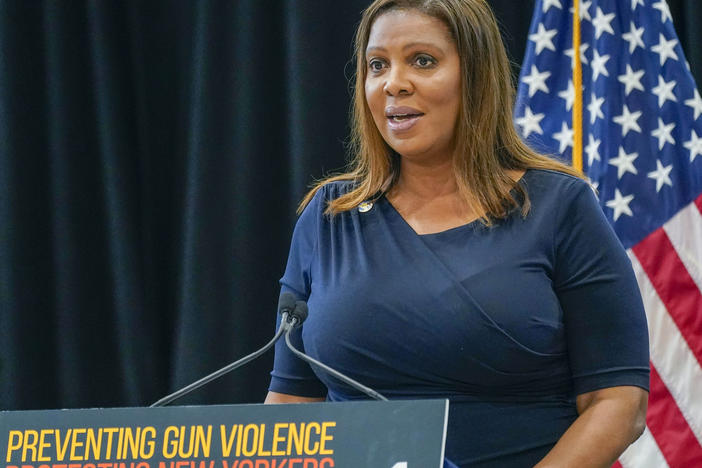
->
xmin=1 ymin=0 xmax=700 ymax=410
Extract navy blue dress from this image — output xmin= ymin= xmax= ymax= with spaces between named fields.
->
xmin=269 ymin=169 xmax=649 ymax=467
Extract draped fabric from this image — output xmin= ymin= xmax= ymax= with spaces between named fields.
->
xmin=0 ymin=0 xmax=700 ymax=410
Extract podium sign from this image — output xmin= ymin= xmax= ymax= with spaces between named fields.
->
xmin=1 ymin=400 xmax=448 ymax=468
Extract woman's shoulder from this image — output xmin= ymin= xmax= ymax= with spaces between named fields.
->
xmin=517 ymin=169 xmax=600 ymax=227
xmin=523 ymin=168 xmax=588 ymax=188
xmin=316 ymin=179 xmax=356 ymax=199
xmin=522 ymin=168 xmax=593 ymax=200
xmin=300 ymin=178 xmax=356 ymax=216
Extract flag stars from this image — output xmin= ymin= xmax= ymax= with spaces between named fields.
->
xmin=515 ymin=107 xmax=545 ymax=138
xmin=685 ymin=89 xmax=702 ymax=120
xmin=558 ymin=80 xmax=575 ymax=111
xmin=553 ymin=121 xmax=574 ymax=154
xmin=651 ymin=34 xmax=679 ymax=66
xmin=652 ymin=76 xmax=677 ymax=108
xmin=653 ymin=0 xmax=673 ymax=24
xmin=684 ymin=130 xmax=702 ymax=163
xmin=613 ymin=105 xmax=642 ymax=136
xmin=609 ymin=147 xmax=639 ymax=179
xmin=588 ymin=93 xmax=605 ymax=124
xmin=542 ymin=0 xmax=563 ymax=13
xmin=565 ymin=43 xmax=589 ymax=68
xmin=569 ymin=1 xmax=593 ymax=22
xmin=647 ymin=160 xmax=673 ymax=192
xmin=606 ymin=189 xmax=635 ymax=221
xmin=591 ymin=50 xmax=610 ymax=81
xmin=651 ymin=118 xmax=676 ymax=150
xmin=618 ymin=65 xmax=645 ymax=96
xmin=522 ymin=65 xmax=551 ymax=97
xmin=622 ymin=22 xmax=645 ymax=54
xmin=585 ymin=134 xmax=601 ymax=166
xmin=592 ymin=7 xmax=615 ymax=39
xmin=529 ymin=23 xmax=557 ymax=55
xmin=630 ymin=0 xmax=644 ymax=10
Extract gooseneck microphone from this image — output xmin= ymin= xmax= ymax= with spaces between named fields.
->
xmin=283 ymin=300 xmax=388 ymax=402
xmin=150 ymin=293 xmax=387 ymax=406
xmin=150 ymin=293 xmax=298 ymax=407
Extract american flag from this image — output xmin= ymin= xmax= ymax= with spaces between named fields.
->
xmin=514 ymin=0 xmax=702 ymax=466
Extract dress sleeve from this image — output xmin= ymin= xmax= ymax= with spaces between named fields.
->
xmin=554 ymin=179 xmax=650 ymax=396
xmin=268 ymin=187 xmax=328 ymax=398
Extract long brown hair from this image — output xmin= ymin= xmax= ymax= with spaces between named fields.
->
xmin=299 ymin=0 xmax=582 ymax=223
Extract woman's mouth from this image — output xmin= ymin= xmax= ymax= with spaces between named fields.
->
xmin=387 ymin=113 xmax=423 ymax=131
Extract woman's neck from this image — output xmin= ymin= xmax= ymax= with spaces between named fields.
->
xmin=392 ymin=156 xmax=458 ymax=201
xmin=386 ymin=155 xmax=477 ymax=234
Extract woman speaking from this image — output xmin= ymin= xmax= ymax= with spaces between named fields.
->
xmin=265 ymin=0 xmax=650 ymax=466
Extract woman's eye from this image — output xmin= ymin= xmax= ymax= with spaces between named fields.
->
xmin=414 ymin=55 xmax=437 ymax=68
xmin=368 ymin=59 xmax=385 ymax=72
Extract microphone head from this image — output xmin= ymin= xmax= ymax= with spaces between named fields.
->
xmin=290 ymin=300 xmax=309 ymax=327
xmin=277 ymin=292 xmax=297 ymax=316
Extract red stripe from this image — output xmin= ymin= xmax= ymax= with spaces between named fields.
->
xmin=632 ymin=228 xmax=702 ymax=368
xmin=646 ymin=364 xmax=702 ymax=466
xmin=611 ymin=461 xmax=623 ymax=468
xmin=695 ymin=193 xmax=702 ymax=214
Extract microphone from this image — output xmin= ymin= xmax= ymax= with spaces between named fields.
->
xmin=283 ymin=300 xmax=388 ymax=402
xmin=150 ymin=293 xmax=298 ymax=407
xmin=286 ymin=299 xmax=308 ymax=327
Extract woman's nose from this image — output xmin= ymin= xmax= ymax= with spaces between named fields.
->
xmin=383 ymin=66 xmax=413 ymax=96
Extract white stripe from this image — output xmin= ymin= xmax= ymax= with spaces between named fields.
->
xmin=663 ymin=200 xmax=702 ymax=292
xmin=619 ymin=426 xmax=669 ymax=468
xmin=629 ymin=252 xmax=702 ymax=444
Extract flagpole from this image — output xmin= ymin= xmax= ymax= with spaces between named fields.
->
xmin=572 ymin=0 xmax=584 ymax=172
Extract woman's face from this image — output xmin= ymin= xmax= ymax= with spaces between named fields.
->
xmin=365 ymin=9 xmax=462 ymax=164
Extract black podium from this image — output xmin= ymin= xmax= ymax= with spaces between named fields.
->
xmin=1 ymin=400 xmax=448 ymax=468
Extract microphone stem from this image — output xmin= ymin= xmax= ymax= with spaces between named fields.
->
xmin=150 ymin=313 xmax=291 ymax=407
xmin=284 ymin=323 xmax=388 ymax=401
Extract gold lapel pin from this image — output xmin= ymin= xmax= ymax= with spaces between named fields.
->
xmin=358 ymin=201 xmax=373 ymax=213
